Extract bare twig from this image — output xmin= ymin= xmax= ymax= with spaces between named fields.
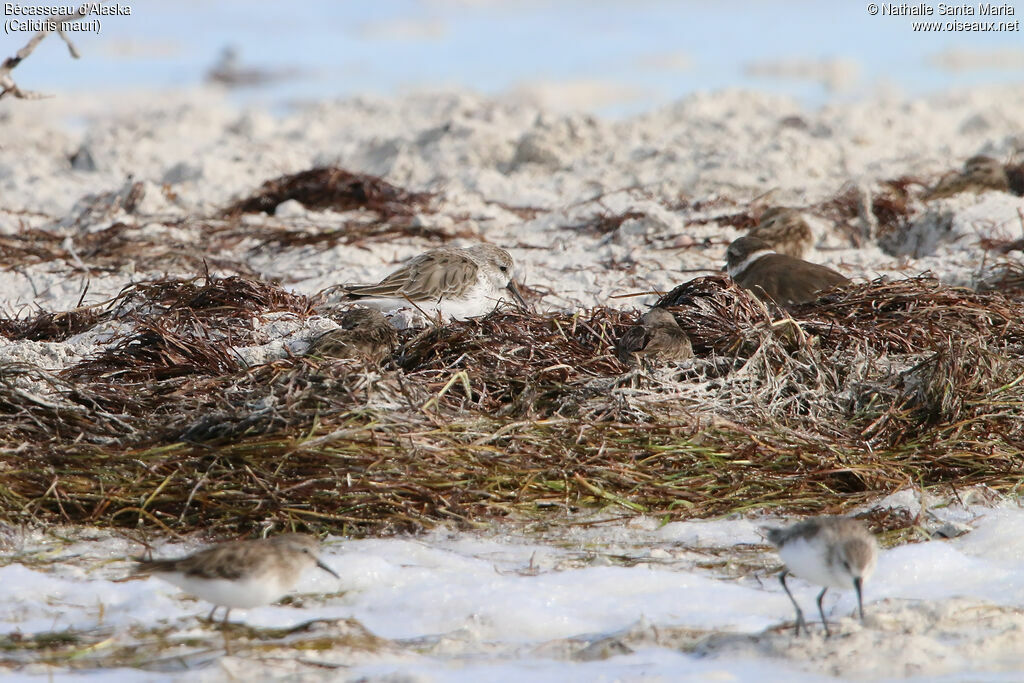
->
xmin=0 ymin=6 xmax=93 ymax=100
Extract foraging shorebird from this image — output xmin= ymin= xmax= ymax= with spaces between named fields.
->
xmin=134 ymin=534 xmax=338 ymax=624
xmin=725 ymin=235 xmax=849 ymax=306
xmin=749 ymin=207 xmax=815 ymax=259
xmin=764 ymin=516 xmax=878 ymax=637
xmin=332 ymin=244 xmax=527 ymax=321
xmin=925 ymin=155 xmax=1010 ymax=200
xmin=306 ymin=307 xmax=397 ymax=364
xmin=616 ymin=307 xmax=693 ymax=366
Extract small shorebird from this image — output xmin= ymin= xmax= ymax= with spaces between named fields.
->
xmin=306 ymin=307 xmax=397 ymax=364
xmin=332 ymin=244 xmax=527 ymax=321
xmin=725 ymin=235 xmax=849 ymax=306
xmin=749 ymin=207 xmax=815 ymax=259
xmin=764 ymin=516 xmax=878 ymax=637
xmin=134 ymin=533 xmax=339 ymax=623
xmin=615 ymin=307 xmax=693 ymax=366
xmin=925 ymin=154 xmax=1010 ymax=200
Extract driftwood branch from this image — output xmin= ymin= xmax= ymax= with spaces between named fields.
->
xmin=0 ymin=6 xmax=92 ymax=100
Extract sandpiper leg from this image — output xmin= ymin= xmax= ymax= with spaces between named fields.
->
xmin=816 ymin=587 xmax=831 ymax=637
xmin=206 ymin=605 xmax=219 ymax=623
xmin=779 ymin=570 xmax=807 ymax=636
xmin=854 ymin=576 xmax=865 ymax=623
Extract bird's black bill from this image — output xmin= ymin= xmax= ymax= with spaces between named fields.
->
xmin=506 ymin=280 xmax=528 ymax=309
xmin=317 ymin=559 xmax=340 ymax=579
xmin=854 ymin=576 xmax=864 ymax=621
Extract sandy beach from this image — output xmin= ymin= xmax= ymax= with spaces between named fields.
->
xmin=3 ymin=13 xmax=1024 ymax=679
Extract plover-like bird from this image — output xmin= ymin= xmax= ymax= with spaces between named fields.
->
xmin=306 ymin=307 xmax=397 ymax=364
xmin=764 ymin=516 xmax=878 ymax=637
xmin=616 ymin=307 xmax=693 ymax=366
xmin=726 ymin=235 xmax=849 ymax=306
xmin=926 ymin=154 xmax=1010 ymax=200
xmin=332 ymin=244 xmax=527 ymax=321
xmin=749 ymin=207 xmax=815 ymax=259
xmin=134 ymin=533 xmax=339 ymax=623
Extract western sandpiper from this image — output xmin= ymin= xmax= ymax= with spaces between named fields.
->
xmin=750 ymin=207 xmax=815 ymax=259
xmin=134 ymin=533 xmax=339 ymax=623
xmin=764 ymin=516 xmax=878 ymax=637
xmin=616 ymin=307 xmax=693 ymax=365
xmin=925 ymin=154 xmax=1010 ymax=200
xmin=332 ymin=244 xmax=527 ymax=321
xmin=726 ymin=235 xmax=849 ymax=307
xmin=306 ymin=307 xmax=397 ymax=364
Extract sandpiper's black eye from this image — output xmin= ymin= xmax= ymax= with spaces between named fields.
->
xmin=499 ymin=266 xmax=508 ymax=273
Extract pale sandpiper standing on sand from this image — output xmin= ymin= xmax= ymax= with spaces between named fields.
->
xmin=764 ymin=516 xmax=878 ymax=637
xmin=134 ymin=533 xmax=339 ymax=623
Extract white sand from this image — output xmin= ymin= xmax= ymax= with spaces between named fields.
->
xmin=3 ymin=85 xmax=1024 ymax=322
xmin=2 ymin=493 xmax=1024 ymax=680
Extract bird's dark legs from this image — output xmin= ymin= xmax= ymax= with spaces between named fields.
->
xmin=816 ymin=587 xmax=831 ymax=637
xmin=854 ymin=576 xmax=865 ymax=622
xmin=203 ymin=606 xmax=232 ymax=626
xmin=779 ymin=571 xmax=808 ymax=636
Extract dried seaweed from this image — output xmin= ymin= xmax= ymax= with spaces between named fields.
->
xmin=398 ymin=308 xmax=631 ymax=417
xmin=658 ymin=275 xmax=1024 ymax=357
xmin=1 ymin=272 xmax=1023 ymax=536
xmin=0 ymin=307 xmax=101 ymax=342
xmin=66 ymin=319 xmax=239 ymax=384
xmin=0 ymin=222 xmax=257 ymax=276
xmin=219 ymin=219 xmax=460 ymax=253
xmin=223 ymin=166 xmax=433 ymax=218
xmin=655 ymin=275 xmax=768 ymax=355
xmin=562 ymin=211 xmax=648 ymax=236
xmin=977 ymin=262 xmax=1024 ymax=296
xmin=110 ymin=275 xmax=312 ymax=322
xmin=684 ymin=211 xmax=757 ymax=230
xmin=819 ymin=178 xmax=920 ymax=240
xmin=792 ymin=277 xmax=1024 ymax=354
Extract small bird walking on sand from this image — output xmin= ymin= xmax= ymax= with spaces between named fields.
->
xmin=306 ymin=307 xmax=398 ymax=364
xmin=330 ymin=244 xmax=527 ymax=321
xmin=725 ymin=235 xmax=849 ymax=307
xmin=764 ymin=516 xmax=878 ymax=637
xmin=134 ymin=533 xmax=339 ymax=624
xmin=616 ymin=307 xmax=693 ymax=366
